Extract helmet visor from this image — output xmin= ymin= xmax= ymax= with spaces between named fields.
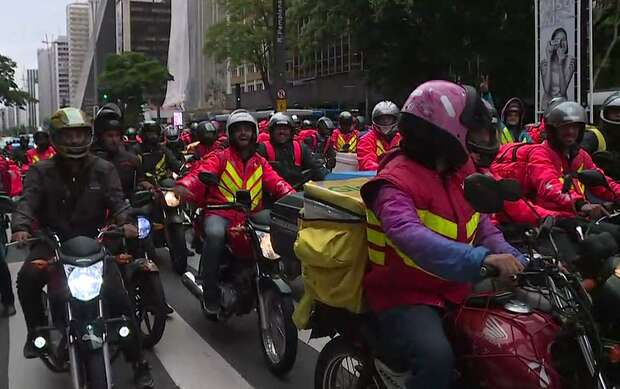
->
xmin=53 ymin=127 xmax=93 ymax=158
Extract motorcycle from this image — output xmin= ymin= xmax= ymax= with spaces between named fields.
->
xmin=2 ymin=199 xmax=136 ymax=389
xmin=311 ymin=173 xmax=620 ymax=389
xmin=181 ymin=172 xmax=298 ymax=376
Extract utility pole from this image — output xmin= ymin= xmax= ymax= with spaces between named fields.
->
xmin=90 ymin=0 xmax=99 ymax=108
xmin=273 ymin=0 xmax=287 ymax=112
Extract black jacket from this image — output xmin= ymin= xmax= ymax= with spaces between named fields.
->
xmin=12 ymin=155 xmax=128 ymax=240
xmin=257 ymin=141 xmax=328 ymax=188
xmin=137 ymin=143 xmax=181 ymax=183
xmin=92 ymin=145 xmax=145 ymax=198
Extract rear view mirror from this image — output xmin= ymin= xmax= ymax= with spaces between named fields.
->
xmin=0 ymin=195 xmax=14 ymax=214
xmin=498 ymin=179 xmax=522 ymax=202
xmin=464 ymin=173 xmax=505 ymax=214
xmin=236 ymin=190 xmax=252 ymax=208
xmin=577 ymin=169 xmax=607 ymax=188
xmin=198 ymin=172 xmax=219 ymax=186
xmin=130 ymin=191 xmax=153 ymax=208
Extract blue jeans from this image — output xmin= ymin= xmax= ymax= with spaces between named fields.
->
xmin=199 ymin=215 xmax=230 ymax=302
xmin=378 ymin=305 xmax=454 ymax=389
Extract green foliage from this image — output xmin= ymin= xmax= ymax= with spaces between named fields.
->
xmin=98 ymin=52 xmax=172 ymax=126
xmin=593 ymin=0 xmax=620 ymax=89
xmin=0 ymin=54 xmax=36 ymax=108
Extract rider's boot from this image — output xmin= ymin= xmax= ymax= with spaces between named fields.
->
xmin=23 ymin=334 xmax=38 ymax=359
xmin=133 ymin=360 xmax=154 ymax=389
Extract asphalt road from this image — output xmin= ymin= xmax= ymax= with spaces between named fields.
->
xmin=0 ymin=242 xmax=329 ymax=389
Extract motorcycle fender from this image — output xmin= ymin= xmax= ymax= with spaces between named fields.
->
xmin=259 ymin=276 xmax=291 ymax=295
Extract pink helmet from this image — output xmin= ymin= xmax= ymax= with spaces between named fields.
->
xmin=402 ymin=80 xmax=472 ymax=152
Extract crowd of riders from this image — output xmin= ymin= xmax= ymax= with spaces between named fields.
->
xmin=1 ymin=76 xmax=620 ymax=388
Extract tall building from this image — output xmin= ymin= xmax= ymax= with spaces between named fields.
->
xmin=26 ymin=69 xmax=39 ymax=128
xmin=37 ymin=47 xmax=54 ymax=122
xmin=53 ymin=36 xmax=71 ymax=109
xmin=67 ymin=2 xmax=91 ymax=107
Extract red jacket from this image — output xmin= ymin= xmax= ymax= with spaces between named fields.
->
xmin=23 ymin=146 xmax=56 ymax=173
xmin=361 ymin=154 xmax=480 ymax=311
xmin=187 ymin=141 xmax=221 ymax=160
xmin=257 ymin=132 xmax=270 ymax=144
xmin=356 ymin=128 xmax=401 ymax=171
xmin=525 ymin=142 xmax=620 ymax=213
xmin=177 ymin=147 xmax=294 ymax=221
xmin=331 ymin=129 xmax=359 ymax=152
xmin=297 ymin=129 xmax=334 ymax=157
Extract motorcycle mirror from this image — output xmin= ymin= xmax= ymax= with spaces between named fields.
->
xmin=464 ymin=173 xmax=505 ymax=213
xmin=498 ymin=179 xmax=522 ymax=202
xmin=198 ymin=172 xmax=219 ymax=186
xmin=577 ymin=169 xmax=608 ymax=188
xmin=0 ymin=194 xmax=14 ymax=214
xmin=130 ymin=190 xmax=153 ymax=208
xmin=235 ymin=190 xmax=252 ymax=208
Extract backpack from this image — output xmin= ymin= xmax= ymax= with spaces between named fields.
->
xmin=490 ymin=143 xmax=541 ymax=188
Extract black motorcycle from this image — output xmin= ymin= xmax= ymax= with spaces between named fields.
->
xmin=156 ymin=177 xmax=190 ymax=275
xmin=182 ymin=172 xmax=298 ymax=376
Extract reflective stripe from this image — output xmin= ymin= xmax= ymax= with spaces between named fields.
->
xmin=466 ymin=212 xmax=480 ymax=239
xmin=220 ymin=161 xmax=263 ymax=210
xmin=376 ymin=139 xmax=385 ymax=157
xmin=368 ymin=247 xmax=385 ymax=265
xmin=366 ymin=228 xmax=385 ymax=247
xmin=155 ymin=154 xmax=167 ymax=180
xmin=416 ymin=210 xmax=457 ymax=239
xmin=499 ymin=126 xmax=513 ymax=145
xmin=587 ymin=127 xmax=607 ymax=152
xmin=224 ymin=162 xmax=243 ymax=188
xmin=246 ymin=165 xmax=263 ymax=191
xmin=349 ymin=135 xmax=358 ymax=152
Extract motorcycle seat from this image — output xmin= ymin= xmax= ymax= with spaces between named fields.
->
xmin=250 ymin=210 xmax=271 ymax=229
xmin=59 ymin=236 xmax=106 ymax=267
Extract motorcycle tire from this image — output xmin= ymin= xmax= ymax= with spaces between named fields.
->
xmin=135 ymin=273 xmax=167 ymax=349
xmin=257 ymin=288 xmax=297 ymax=377
xmin=314 ymin=336 xmax=384 ymax=389
xmin=84 ymin=348 xmax=109 ymax=389
xmin=167 ymin=224 xmax=188 ymax=275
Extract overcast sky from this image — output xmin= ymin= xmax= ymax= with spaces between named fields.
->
xmin=1 ymin=0 xmax=76 ymax=84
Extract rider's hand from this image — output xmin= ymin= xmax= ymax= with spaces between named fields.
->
xmin=483 ymin=254 xmax=524 ymax=280
xmin=140 ymin=181 xmax=154 ymax=191
xmin=173 ymin=185 xmax=192 ymax=200
xmin=122 ymin=223 xmax=138 ymax=239
xmin=11 ymin=231 xmax=31 ymax=242
xmin=580 ymin=203 xmax=610 ymax=219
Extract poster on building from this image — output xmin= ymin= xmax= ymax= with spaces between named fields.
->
xmin=536 ymin=0 xmax=578 ymax=113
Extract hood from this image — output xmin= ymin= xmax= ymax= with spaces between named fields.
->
xmin=500 ymin=97 xmax=525 ymax=126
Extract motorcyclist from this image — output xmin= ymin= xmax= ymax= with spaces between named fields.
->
xmin=187 ymin=121 xmax=220 ymax=161
xmin=357 ymin=115 xmax=369 ymax=134
xmin=301 ymin=119 xmax=313 ymax=131
xmin=582 ymin=92 xmax=620 ymax=181
xmin=360 ymin=81 xmax=525 ymax=389
xmin=0 ymin=155 xmax=15 ymax=317
xmin=331 ymin=111 xmax=360 ymax=152
xmin=164 ymin=125 xmax=185 ymax=161
xmin=23 ymin=128 xmax=56 ymax=172
xmin=124 ymin=127 xmax=141 ymax=154
xmin=257 ymin=112 xmax=328 ymax=188
xmin=482 ymin=100 xmax=514 ymax=145
xmin=500 ymin=98 xmax=526 ymax=142
xmin=174 ymin=109 xmax=294 ymax=315
xmin=297 ymin=116 xmax=337 ymax=170
xmin=11 ymin=108 xmax=154 ymax=388
xmin=11 ymin=134 xmax=30 ymax=167
xmin=357 ymin=101 xmax=401 ymax=171
xmin=136 ymin=120 xmax=181 ymax=184
xmin=291 ymin=114 xmax=301 ymax=132
xmin=525 ymin=101 xmax=620 ymax=219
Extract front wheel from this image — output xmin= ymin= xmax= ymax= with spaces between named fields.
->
xmin=167 ymin=223 xmax=188 ymax=275
xmin=258 ymin=288 xmax=298 ymax=376
xmin=315 ymin=336 xmax=384 ymax=389
xmin=84 ymin=349 xmax=109 ymax=389
xmin=134 ymin=273 xmax=167 ymax=348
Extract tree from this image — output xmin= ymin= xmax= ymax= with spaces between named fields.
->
xmin=594 ymin=0 xmax=620 ymax=88
xmin=204 ymin=0 xmax=279 ymax=104
xmin=98 ymin=52 xmax=172 ymax=126
xmin=0 ymin=54 xmax=35 ymax=108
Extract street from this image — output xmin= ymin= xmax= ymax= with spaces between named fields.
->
xmin=0 ymin=242 xmax=327 ymax=389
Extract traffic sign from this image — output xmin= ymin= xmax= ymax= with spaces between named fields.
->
xmin=276 ymin=99 xmax=287 ymax=112
xmin=276 ymin=88 xmax=287 ymax=99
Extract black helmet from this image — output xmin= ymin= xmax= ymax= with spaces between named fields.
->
xmin=544 ymin=101 xmax=587 ymax=144
xmin=356 ymin=115 xmax=367 ymax=130
xmin=268 ymin=112 xmax=294 ymax=132
xmin=291 ymin=114 xmax=301 ymax=128
xmin=139 ymin=120 xmax=162 ymax=136
xmin=544 ymin=97 xmax=567 ymax=118
xmin=33 ymin=128 xmax=49 ymax=143
xmin=601 ymin=92 xmax=620 ymax=126
xmin=195 ymin=121 xmax=217 ymax=138
xmin=125 ymin=127 xmax=137 ymax=139
xmin=338 ymin=111 xmax=354 ymax=128
xmin=302 ymin=119 xmax=312 ymax=129
xmin=164 ymin=126 xmax=180 ymax=142
xmin=94 ymin=103 xmax=123 ymax=137
xmin=49 ymin=108 xmax=93 ymax=159
xmin=317 ymin=116 xmax=335 ymax=134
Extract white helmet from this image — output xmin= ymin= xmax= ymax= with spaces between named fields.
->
xmin=372 ymin=101 xmax=399 ymax=135
xmin=226 ymin=109 xmax=258 ymax=138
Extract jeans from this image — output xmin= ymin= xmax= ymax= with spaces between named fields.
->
xmin=199 ymin=215 xmax=230 ymax=302
xmin=378 ymin=305 xmax=454 ymax=389
xmin=17 ymin=242 xmax=143 ymax=362
xmin=0 ymin=232 xmax=13 ymax=306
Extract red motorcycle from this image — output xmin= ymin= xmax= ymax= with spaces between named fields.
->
xmin=312 ymin=174 xmax=620 ymax=389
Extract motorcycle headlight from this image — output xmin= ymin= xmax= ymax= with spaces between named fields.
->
xmin=137 ymin=216 xmax=151 ymax=240
xmin=255 ymin=231 xmax=280 ymax=260
xmin=164 ymin=191 xmax=180 ymax=207
xmin=64 ymin=262 xmax=104 ymax=302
